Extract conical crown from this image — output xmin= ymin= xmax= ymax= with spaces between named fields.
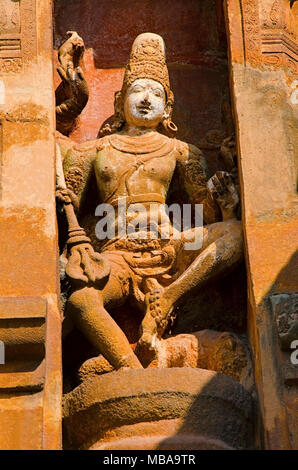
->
xmin=121 ymin=32 xmax=170 ymax=98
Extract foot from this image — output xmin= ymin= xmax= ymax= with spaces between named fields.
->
xmin=138 ymin=288 xmax=174 ymax=350
xmin=78 ymin=354 xmax=114 ymax=382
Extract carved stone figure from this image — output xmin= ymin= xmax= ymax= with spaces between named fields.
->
xmin=56 ymin=32 xmax=245 ymax=375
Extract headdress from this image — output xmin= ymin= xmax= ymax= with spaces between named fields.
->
xmin=121 ymin=32 xmax=170 ymax=98
xmin=99 ymin=33 xmax=177 ymax=137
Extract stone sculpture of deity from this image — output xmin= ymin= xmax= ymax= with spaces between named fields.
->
xmin=56 ymin=32 xmax=246 ymax=377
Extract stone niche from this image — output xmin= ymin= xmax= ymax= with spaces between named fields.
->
xmin=54 ymin=0 xmax=252 ymax=450
xmin=54 ymin=0 xmax=247 ymax=356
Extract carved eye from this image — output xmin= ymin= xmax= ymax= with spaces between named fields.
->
xmin=154 ymin=89 xmax=162 ymax=97
xmin=131 ymin=86 xmax=143 ymax=93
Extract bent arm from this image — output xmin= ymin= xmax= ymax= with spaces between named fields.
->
xmin=55 ymin=32 xmax=89 ymax=135
xmin=176 ymin=142 xmax=220 ymax=224
xmin=61 ymin=140 xmax=97 ymax=212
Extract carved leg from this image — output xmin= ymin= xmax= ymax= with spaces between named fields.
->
xmin=167 ymin=219 xmax=243 ymax=304
xmin=138 ymin=220 xmax=243 ymax=349
xmin=67 ymin=286 xmax=143 ymax=370
xmin=139 ymin=288 xmax=172 ymax=344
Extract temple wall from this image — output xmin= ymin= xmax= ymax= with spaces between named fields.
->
xmin=0 ymin=0 xmax=296 ymax=450
xmin=225 ymin=0 xmax=298 ymax=449
xmin=0 ymin=1 xmax=61 ymax=449
xmin=53 ymin=0 xmax=230 ymax=175
xmin=54 ymin=1 xmax=248 ymax=379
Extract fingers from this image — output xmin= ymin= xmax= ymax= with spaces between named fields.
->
xmin=66 ymin=62 xmax=85 ymax=83
xmin=66 ymin=245 xmax=96 ymax=284
xmin=56 ymin=188 xmax=72 ymax=204
xmin=207 ymin=176 xmax=217 ymax=197
xmin=67 ymin=61 xmax=74 ymax=81
xmin=56 ymin=188 xmax=79 ymax=207
xmin=208 ymin=174 xmax=224 ymax=197
xmin=215 ymin=171 xmax=234 ymax=193
xmin=212 ymin=175 xmax=224 ymax=194
xmin=73 ymin=44 xmax=84 ymax=68
xmin=215 ymin=170 xmax=232 ymax=185
xmin=207 ymin=171 xmax=236 ymax=202
xmin=80 ymin=247 xmax=96 ymax=283
xmin=65 ymin=31 xmax=85 ymax=50
xmin=76 ymin=66 xmax=84 ymax=81
xmin=57 ymin=66 xmax=67 ymax=82
xmin=66 ymin=250 xmax=88 ymax=283
xmin=66 ymin=244 xmax=110 ymax=285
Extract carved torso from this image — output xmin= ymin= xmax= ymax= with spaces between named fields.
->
xmin=61 ymin=130 xmax=218 ymax=232
xmin=94 ymin=132 xmax=179 ymax=205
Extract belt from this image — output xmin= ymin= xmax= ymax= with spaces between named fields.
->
xmin=108 ymin=193 xmax=165 ymax=207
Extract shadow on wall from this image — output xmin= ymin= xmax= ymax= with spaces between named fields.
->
xmin=156 ymin=252 xmax=297 ymax=451
xmin=254 ymin=250 xmax=298 ymax=448
xmin=154 ymin=370 xmax=255 ymax=450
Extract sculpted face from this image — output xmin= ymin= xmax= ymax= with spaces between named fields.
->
xmin=123 ymin=78 xmax=166 ymax=129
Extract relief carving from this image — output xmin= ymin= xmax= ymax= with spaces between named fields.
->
xmin=55 ymin=32 xmax=251 ymax=388
xmin=271 ymin=293 xmax=298 ymax=350
xmin=240 ymin=0 xmax=262 ymax=66
xmin=0 ymin=0 xmax=37 ymax=74
xmin=0 ymin=296 xmax=47 ymax=393
xmin=261 ymin=0 xmax=298 ymax=74
xmin=263 ymin=0 xmax=284 ymax=30
xmin=239 ymin=0 xmax=298 ymax=74
xmin=0 ymin=0 xmax=20 ymax=34
xmin=0 ymin=57 xmax=21 ymax=73
xmin=0 ymin=120 xmax=2 ymax=200
xmin=0 ymin=0 xmax=21 ymax=71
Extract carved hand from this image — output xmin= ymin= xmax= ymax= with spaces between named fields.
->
xmin=207 ymin=171 xmax=239 ymax=220
xmin=66 ymin=243 xmax=110 ymax=286
xmin=56 ymin=31 xmax=89 ymax=131
xmin=58 ymin=31 xmax=85 ymax=71
xmin=56 ymin=186 xmax=79 ymax=211
xmin=57 ymin=62 xmax=89 ymax=110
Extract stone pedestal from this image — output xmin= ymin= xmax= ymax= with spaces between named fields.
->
xmin=63 ymin=368 xmax=253 ymax=450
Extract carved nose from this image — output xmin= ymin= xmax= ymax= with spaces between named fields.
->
xmin=141 ymin=93 xmax=150 ymax=105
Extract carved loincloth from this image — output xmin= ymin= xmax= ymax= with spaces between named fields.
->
xmin=100 ymin=235 xmax=180 ymax=304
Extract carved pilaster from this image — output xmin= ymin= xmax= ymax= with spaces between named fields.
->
xmin=239 ymin=0 xmax=262 ymax=67
xmin=261 ymin=1 xmax=298 ymax=77
xmin=0 ymin=0 xmax=37 ymax=74
xmin=0 ymin=1 xmax=61 ymax=450
xmin=225 ymin=0 xmax=298 ymax=450
xmin=0 ymin=297 xmax=46 ymax=394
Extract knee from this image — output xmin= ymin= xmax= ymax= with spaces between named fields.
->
xmin=224 ymin=219 xmax=243 ymax=242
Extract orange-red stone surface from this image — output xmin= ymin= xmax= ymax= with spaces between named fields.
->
xmin=54 ymin=0 xmax=230 ymax=175
xmin=0 ymin=1 xmax=61 ymax=450
xmin=63 ymin=368 xmax=253 ymax=450
xmin=225 ymin=0 xmax=298 ymax=450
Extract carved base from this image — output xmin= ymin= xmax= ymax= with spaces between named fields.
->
xmin=63 ymin=368 xmax=254 ymax=450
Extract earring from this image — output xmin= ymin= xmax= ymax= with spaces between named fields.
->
xmin=161 ymin=115 xmax=177 ymax=137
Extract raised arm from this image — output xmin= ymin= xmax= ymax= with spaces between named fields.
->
xmin=176 ymin=141 xmax=240 ymax=223
xmin=55 ymin=31 xmax=89 ymax=135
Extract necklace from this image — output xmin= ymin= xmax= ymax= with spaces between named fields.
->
xmin=109 ymin=132 xmax=174 ymax=155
